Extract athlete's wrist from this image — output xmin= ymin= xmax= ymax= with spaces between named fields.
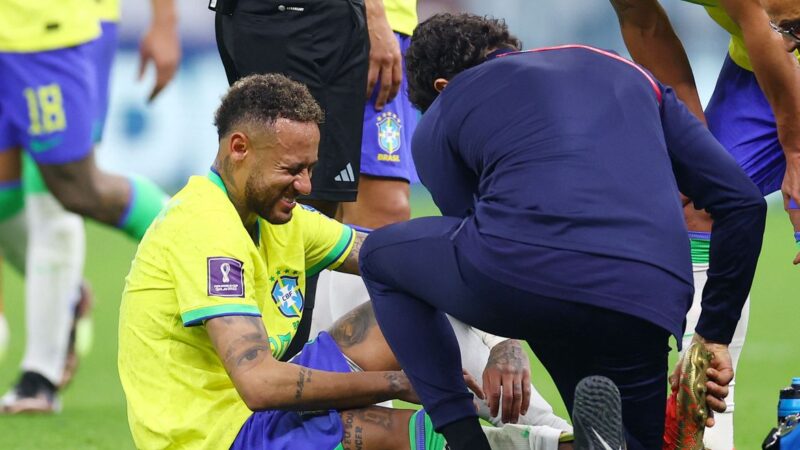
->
xmin=692 ymin=333 xmax=728 ymax=351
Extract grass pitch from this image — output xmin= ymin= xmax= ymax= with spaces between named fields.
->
xmin=0 ymin=186 xmax=797 ymax=449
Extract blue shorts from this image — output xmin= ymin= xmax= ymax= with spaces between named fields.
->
xmin=230 ymin=332 xmax=349 ymax=450
xmin=0 ymin=43 xmax=97 ymax=165
xmin=706 ymin=55 xmax=784 ymax=196
xmin=86 ymin=21 xmax=118 ymax=143
xmin=360 ymin=32 xmax=419 ymax=183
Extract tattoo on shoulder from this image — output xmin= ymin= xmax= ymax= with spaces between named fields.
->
xmin=294 ymin=367 xmax=313 ymax=400
xmin=329 ymin=302 xmax=377 ymax=348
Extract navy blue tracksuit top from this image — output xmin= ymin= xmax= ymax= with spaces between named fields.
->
xmin=411 ymin=46 xmax=766 ymax=344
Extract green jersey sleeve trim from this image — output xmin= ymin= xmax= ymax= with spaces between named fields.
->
xmin=307 ymin=225 xmax=355 ymax=277
xmin=181 ymin=304 xmax=261 ymax=327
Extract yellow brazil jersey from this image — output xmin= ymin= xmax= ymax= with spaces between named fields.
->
xmin=0 ymin=0 xmax=100 ymax=52
xmin=119 ymin=171 xmax=354 ymax=450
xmin=384 ymin=0 xmax=417 ymax=36
xmin=95 ymin=0 xmax=121 ymax=23
xmin=681 ymin=0 xmax=800 ymax=71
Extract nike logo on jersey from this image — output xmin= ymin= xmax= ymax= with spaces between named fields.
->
xmin=28 ymin=136 xmax=63 ymax=153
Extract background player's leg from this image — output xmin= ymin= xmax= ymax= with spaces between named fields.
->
xmin=340 ymin=176 xmax=410 ymax=229
xmin=683 ymin=260 xmax=749 ymax=450
xmin=18 ymin=157 xmax=85 ymax=389
xmin=36 ymin=155 xmax=166 ymax=241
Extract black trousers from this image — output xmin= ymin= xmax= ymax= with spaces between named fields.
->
xmin=360 ymin=216 xmax=672 ymax=450
xmin=215 ymin=0 xmax=369 ymax=202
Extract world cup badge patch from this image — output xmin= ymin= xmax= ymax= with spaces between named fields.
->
xmin=207 ymin=257 xmax=245 ymax=297
xmin=271 ymin=275 xmax=304 ymax=318
xmin=376 ymin=112 xmax=402 ymax=162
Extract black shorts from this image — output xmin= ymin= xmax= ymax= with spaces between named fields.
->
xmin=215 ymin=0 xmax=368 ymax=202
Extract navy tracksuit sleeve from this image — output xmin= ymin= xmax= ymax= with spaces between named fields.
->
xmin=412 ymin=111 xmax=479 ymax=218
xmin=660 ymin=86 xmax=767 ymax=344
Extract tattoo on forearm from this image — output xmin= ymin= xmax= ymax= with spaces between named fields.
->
xmin=329 ymin=302 xmax=377 ymax=348
xmin=339 ymin=232 xmax=367 ymax=274
xmin=294 ymin=367 xmax=313 ymax=400
xmin=384 ymin=372 xmax=402 ymax=394
xmin=209 ymin=316 xmax=271 ymax=373
xmin=341 ymin=411 xmax=366 ymax=450
xmin=351 ymin=232 xmax=365 ymax=260
xmin=488 ymin=339 xmax=526 ymax=371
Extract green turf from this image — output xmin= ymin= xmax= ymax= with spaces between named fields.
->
xmin=0 ymin=186 xmax=797 ymax=449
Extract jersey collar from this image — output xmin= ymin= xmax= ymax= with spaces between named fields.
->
xmin=207 ymin=167 xmax=261 ymax=245
xmin=207 ymin=167 xmax=227 ymax=195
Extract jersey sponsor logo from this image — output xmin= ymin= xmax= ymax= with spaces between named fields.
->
xmin=207 ymin=257 xmax=245 ymax=297
xmin=28 ymin=136 xmax=63 ymax=153
xmin=376 ymin=111 xmax=402 ymax=162
xmin=271 ymin=275 xmax=304 ymax=317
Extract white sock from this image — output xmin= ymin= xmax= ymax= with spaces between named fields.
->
xmin=684 ymin=263 xmax=747 ymax=450
xmin=314 ymin=270 xmax=572 ymax=433
xmin=20 ymin=193 xmax=85 ymax=386
xmin=482 ymin=423 xmax=564 ymax=450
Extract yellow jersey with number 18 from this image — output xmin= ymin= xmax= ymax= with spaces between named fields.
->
xmin=0 ymin=0 xmax=99 ymax=52
xmin=119 ymin=172 xmax=354 ymax=450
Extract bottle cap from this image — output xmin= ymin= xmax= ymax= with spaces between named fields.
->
xmin=792 ymin=377 xmax=800 ymax=387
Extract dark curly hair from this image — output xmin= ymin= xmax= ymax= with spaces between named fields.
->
xmin=214 ymin=73 xmax=324 ymax=139
xmin=405 ymin=13 xmax=521 ymax=112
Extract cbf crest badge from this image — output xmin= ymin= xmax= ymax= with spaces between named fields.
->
xmin=271 ymin=275 xmax=304 ymax=318
xmin=376 ymin=112 xmax=402 ymax=162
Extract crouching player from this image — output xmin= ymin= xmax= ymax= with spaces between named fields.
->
xmin=118 ymin=74 xmax=570 ymax=450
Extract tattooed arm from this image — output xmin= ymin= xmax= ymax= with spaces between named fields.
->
xmin=335 ymin=231 xmax=367 ymax=275
xmin=609 ymin=0 xmax=706 ymax=122
xmin=205 ymin=314 xmax=417 ymax=411
xmin=482 ymin=339 xmax=531 ymax=424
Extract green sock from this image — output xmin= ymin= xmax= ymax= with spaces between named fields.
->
xmin=409 ymin=410 xmax=448 ymax=450
xmin=22 ymin=153 xmax=49 ymax=195
xmin=0 ymin=180 xmax=23 ymax=222
xmin=688 ymin=231 xmax=710 ymax=265
xmin=117 ymin=175 xmax=168 ymax=241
